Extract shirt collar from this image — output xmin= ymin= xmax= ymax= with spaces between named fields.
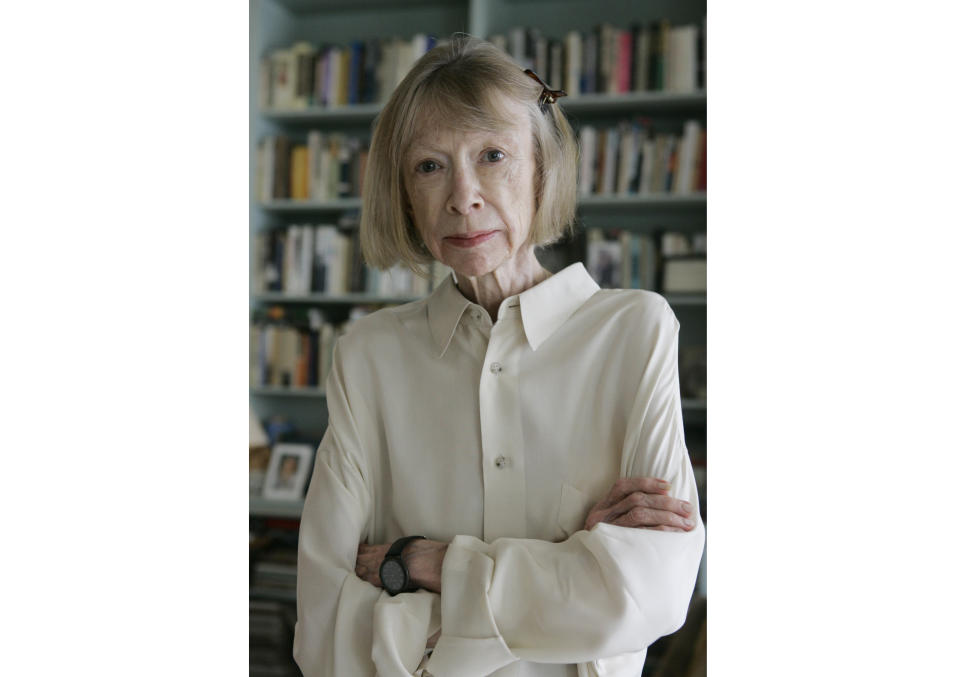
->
xmin=426 ymin=262 xmax=599 ymax=357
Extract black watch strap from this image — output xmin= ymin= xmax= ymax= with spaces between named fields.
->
xmin=387 ymin=535 xmax=426 ymax=559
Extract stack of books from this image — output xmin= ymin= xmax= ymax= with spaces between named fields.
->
xmin=488 ymin=19 xmax=706 ymax=96
xmin=253 ymin=222 xmax=450 ymax=298
xmin=259 ymin=35 xmax=438 ymax=110
xmin=578 ymin=119 xmax=705 ymax=197
xmin=256 ymin=132 xmax=368 ymax=202
xmin=585 ymin=229 xmax=706 ymax=294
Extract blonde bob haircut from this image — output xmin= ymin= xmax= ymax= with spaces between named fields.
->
xmin=360 ymin=35 xmax=578 ymax=275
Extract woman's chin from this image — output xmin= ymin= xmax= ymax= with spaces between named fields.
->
xmin=440 ymin=249 xmax=507 ymax=280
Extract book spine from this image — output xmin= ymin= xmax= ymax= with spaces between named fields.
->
xmin=617 ymin=29 xmax=632 ymax=94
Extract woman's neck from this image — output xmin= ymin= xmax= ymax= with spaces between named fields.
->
xmin=452 ymin=249 xmax=551 ymax=321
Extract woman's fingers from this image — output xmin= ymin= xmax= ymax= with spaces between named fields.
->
xmin=599 ymin=477 xmax=671 ymax=509
xmin=605 ymin=491 xmax=692 ymax=522
xmin=607 ymin=504 xmax=696 ymax=530
xmin=595 ymin=491 xmax=696 ymax=530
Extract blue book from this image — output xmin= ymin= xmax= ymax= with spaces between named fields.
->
xmin=347 ymin=41 xmax=363 ymax=105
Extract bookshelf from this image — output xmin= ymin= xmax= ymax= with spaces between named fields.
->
xmin=250 ymin=0 xmax=708 ymax=490
xmin=250 ymin=2 xmax=706 ymax=674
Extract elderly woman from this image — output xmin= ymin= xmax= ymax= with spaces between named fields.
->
xmin=293 ymin=36 xmax=704 ymax=677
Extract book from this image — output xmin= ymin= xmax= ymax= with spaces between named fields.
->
xmin=662 ymin=258 xmax=706 ymax=293
xmin=291 ymin=42 xmax=316 ymax=109
xmin=666 ymin=25 xmax=698 ymax=93
xmin=586 ymin=228 xmax=622 ymax=288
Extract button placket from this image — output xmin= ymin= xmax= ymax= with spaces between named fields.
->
xmin=477 ymin=313 xmax=527 ymax=540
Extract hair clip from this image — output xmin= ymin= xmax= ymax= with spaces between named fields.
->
xmin=523 ymin=68 xmax=567 ymax=109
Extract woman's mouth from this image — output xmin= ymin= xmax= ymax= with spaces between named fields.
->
xmin=444 ymin=230 xmax=498 ymax=248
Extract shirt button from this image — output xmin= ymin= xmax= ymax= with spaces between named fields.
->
xmin=472 ymin=311 xmax=481 ymax=321
xmin=490 ymin=362 xmax=503 ymax=374
xmin=495 ymin=455 xmax=507 ymax=468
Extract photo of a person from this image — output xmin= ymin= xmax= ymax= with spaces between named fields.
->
xmin=274 ymin=455 xmax=299 ymax=490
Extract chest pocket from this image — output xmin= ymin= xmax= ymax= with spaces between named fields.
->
xmin=556 ymin=482 xmax=594 ymax=539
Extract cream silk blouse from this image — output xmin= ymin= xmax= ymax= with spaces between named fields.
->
xmin=293 ymin=262 xmax=704 ymax=677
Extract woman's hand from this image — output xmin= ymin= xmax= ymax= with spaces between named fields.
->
xmin=583 ymin=477 xmax=696 ymax=532
xmin=355 ymin=539 xmax=448 ymax=593
xmin=355 ymin=543 xmax=390 ymax=587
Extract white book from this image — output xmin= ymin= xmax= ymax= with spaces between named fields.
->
xmin=666 ymin=25 xmax=697 ymax=93
xmin=601 ymin=127 xmax=619 ymax=195
xmin=299 ymin=226 xmax=314 ymax=295
xmin=290 ymin=41 xmax=316 ymax=110
xmin=549 ymin=40 xmax=563 ymax=94
xmin=271 ymin=48 xmax=296 ymax=109
xmin=327 ymin=46 xmax=342 ymax=106
xmin=662 ymin=258 xmax=706 ymax=293
xmin=319 ymin=144 xmax=334 ymax=201
xmin=314 ymin=225 xmax=340 ymax=293
xmin=564 ymin=31 xmax=581 ymax=97
xmin=578 ymin=125 xmax=596 ymax=197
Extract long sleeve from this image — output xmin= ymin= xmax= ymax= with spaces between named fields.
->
xmin=293 ymin=342 xmax=436 ymax=676
xmin=423 ymin=305 xmax=705 ymax=676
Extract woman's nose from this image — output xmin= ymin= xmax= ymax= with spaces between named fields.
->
xmin=446 ymin=165 xmax=484 ymax=215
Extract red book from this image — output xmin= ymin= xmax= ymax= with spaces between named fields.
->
xmin=617 ymin=30 xmax=633 ymax=93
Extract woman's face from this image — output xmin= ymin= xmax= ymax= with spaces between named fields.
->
xmin=402 ymin=96 xmax=538 ymax=279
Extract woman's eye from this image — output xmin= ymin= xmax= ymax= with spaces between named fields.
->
xmin=484 ymin=149 xmax=505 ymax=163
xmin=416 ymin=160 xmax=439 ymax=174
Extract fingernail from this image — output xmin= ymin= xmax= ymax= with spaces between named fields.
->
xmin=683 ymin=518 xmax=694 ymax=528
xmin=659 ymin=481 xmax=670 ymax=490
xmin=682 ymin=501 xmax=692 ymax=513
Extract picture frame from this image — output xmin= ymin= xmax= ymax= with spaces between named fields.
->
xmin=262 ymin=443 xmax=314 ymax=501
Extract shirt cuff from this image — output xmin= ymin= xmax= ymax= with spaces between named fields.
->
xmin=422 ymin=535 xmax=515 ymax=676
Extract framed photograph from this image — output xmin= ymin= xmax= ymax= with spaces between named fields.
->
xmin=262 ymin=443 xmax=314 ymax=501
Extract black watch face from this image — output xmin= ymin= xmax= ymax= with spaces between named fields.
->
xmin=380 ymin=558 xmax=407 ymax=594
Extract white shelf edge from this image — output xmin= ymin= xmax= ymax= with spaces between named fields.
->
xmin=250 ymin=496 xmax=305 ymax=518
xmin=259 ymin=91 xmax=705 ymax=122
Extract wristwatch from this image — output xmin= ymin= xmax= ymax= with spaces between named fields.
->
xmin=379 ymin=535 xmax=426 ymax=596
